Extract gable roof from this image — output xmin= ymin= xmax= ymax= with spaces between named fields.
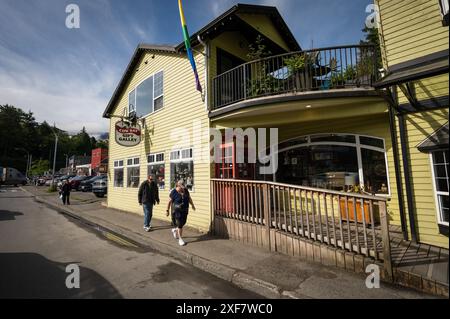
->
xmin=175 ymin=3 xmax=300 ymax=52
xmin=103 ymin=4 xmax=300 ymax=118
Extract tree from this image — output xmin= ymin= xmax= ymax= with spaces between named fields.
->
xmin=29 ymin=160 xmax=50 ymax=176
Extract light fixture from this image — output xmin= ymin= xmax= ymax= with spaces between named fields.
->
xmin=306 ymin=105 xmax=312 ymax=108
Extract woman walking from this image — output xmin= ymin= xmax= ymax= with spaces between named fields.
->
xmin=166 ymin=180 xmax=195 ymax=246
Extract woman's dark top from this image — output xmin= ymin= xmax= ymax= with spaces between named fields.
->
xmin=170 ymin=188 xmax=190 ymax=217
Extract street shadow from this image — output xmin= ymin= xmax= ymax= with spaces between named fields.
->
xmin=0 ymin=210 xmax=24 ymax=221
xmin=0 ymin=253 xmax=123 ymax=299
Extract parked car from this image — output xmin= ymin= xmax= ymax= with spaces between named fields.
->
xmin=69 ymin=175 xmax=90 ymax=191
xmin=92 ymin=176 xmax=107 ymax=198
xmin=80 ymin=175 xmax=103 ymax=192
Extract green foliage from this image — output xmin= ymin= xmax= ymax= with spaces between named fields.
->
xmin=283 ymin=54 xmax=315 ymax=74
xmin=246 ymin=35 xmax=272 ymax=61
xmin=29 ymin=160 xmax=50 ymax=176
xmin=0 ymin=104 xmax=107 ymax=174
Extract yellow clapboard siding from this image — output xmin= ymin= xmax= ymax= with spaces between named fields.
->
xmin=107 ymin=50 xmax=212 ymax=232
xmin=376 ymin=0 xmax=449 ymax=67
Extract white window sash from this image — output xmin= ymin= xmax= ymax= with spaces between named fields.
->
xmin=429 ymin=152 xmax=449 ymax=226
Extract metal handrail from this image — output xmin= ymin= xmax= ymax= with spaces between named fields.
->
xmin=212 ymin=44 xmax=379 ymax=109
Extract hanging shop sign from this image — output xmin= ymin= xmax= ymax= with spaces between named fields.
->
xmin=115 ymin=121 xmax=141 ymax=147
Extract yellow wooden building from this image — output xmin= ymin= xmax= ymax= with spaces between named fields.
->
xmin=374 ymin=0 xmax=449 ymax=247
xmin=103 ymin=3 xmax=448 ymax=251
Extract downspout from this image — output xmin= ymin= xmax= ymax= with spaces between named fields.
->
xmin=388 ymin=102 xmax=409 ymax=240
xmin=398 ymin=112 xmax=418 ymax=243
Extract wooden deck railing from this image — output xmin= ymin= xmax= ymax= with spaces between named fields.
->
xmin=212 ymin=179 xmax=392 ymax=276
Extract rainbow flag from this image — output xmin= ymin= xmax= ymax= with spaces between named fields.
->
xmin=178 ymin=0 xmax=202 ymax=93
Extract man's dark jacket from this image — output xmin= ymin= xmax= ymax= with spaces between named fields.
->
xmin=138 ymin=181 xmax=160 ymax=205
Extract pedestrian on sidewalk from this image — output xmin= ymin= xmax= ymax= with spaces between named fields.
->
xmin=61 ymin=180 xmax=71 ymax=205
xmin=138 ymin=175 xmax=160 ymax=232
xmin=166 ymin=180 xmax=195 ymax=246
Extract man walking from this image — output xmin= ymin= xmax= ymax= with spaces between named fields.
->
xmin=61 ymin=180 xmax=71 ymax=205
xmin=138 ymin=175 xmax=160 ymax=232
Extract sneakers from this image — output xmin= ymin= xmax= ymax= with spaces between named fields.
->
xmin=178 ymin=238 xmax=186 ymax=246
xmin=143 ymin=226 xmax=151 ymax=232
xmin=171 ymin=228 xmax=178 ymax=239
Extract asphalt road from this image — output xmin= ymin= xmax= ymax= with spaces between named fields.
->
xmin=0 ymin=186 xmax=262 ymax=299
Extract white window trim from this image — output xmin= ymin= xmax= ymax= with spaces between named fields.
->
xmin=440 ymin=0 xmax=449 ymax=16
xmin=128 ymin=70 xmax=164 ymax=118
xmin=147 ymin=152 xmax=166 ymax=190
xmin=148 ymin=152 xmax=165 ymax=164
xmin=276 ymin=133 xmax=391 ymax=197
xmin=170 ymin=148 xmax=195 ymax=192
xmin=126 ymin=157 xmax=141 ymax=189
xmin=113 ymin=159 xmax=125 ymax=188
xmin=127 ymin=156 xmax=141 ymax=167
xmin=429 ymin=151 xmax=449 ymax=227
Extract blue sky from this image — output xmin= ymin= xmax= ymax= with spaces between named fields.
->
xmin=0 ymin=0 xmax=372 ymax=135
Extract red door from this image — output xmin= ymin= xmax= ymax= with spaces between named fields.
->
xmin=215 ymin=143 xmax=235 ymax=214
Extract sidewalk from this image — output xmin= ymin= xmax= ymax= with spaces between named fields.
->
xmin=23 ymin=186 xmax=438 ymax=299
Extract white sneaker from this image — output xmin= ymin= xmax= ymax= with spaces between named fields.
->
xmin=178 ymin=238 xmax=186 ymax=246
xmin=143 ymin=226 xmax=149 ymax=232
xmin=171 ymin=228 xmax=178 ymax=239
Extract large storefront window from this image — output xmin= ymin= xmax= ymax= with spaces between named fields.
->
xmin=274 ymin=134 xmax=390 ymax=195
xmin=170 ymin=148 xmax=194 ymax=190
xmin=431 ymin=150 xmax=449 ymax=225
xmin=114 ymin=160 xmax=124 ymax=187
xmin=127 ymin=157 xmax=140 ymax=188
xmin=148 ymin=152 xmax=165 ymax=189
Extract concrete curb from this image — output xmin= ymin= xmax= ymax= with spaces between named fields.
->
xmin=29 ymin=191 xmax=292 ymax=299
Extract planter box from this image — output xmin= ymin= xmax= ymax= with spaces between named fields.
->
xmin=340 ymin=199 xmax=376 ymax=225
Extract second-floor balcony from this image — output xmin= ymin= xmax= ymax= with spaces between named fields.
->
xmin=212 ymin=45 xmax=380 ymax=110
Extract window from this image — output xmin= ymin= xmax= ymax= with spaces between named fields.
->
xmin=272 ymin=134 xmax=390 ymax=195
xmin=170 ymin=148 xmax=194 ymax=190
xmin=128 ymin=71 xmax=164 ymax=118
xmin=439 ymin=0 xmax=449 ymax=26
xmin=127 ymin=157 xmax=140 ymax=188
xmin=114 ymin=160 xmax=124 ymax=187
xmin=431 ymin=150 xmax=449 ymax=225
xmin=148 ymin=152 xmax=165 ymax=189
xmin=154 ymin=71 xmax=164 ymax=111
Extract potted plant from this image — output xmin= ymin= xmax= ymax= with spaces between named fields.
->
xmin=284 ymin=53 xmax=315 ymax=91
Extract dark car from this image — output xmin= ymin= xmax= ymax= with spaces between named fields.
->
xmin=80 ymin=175 xmax=102 ymax=192
xmin=92 ymin=176 xmax=107 ymax=198
xmin=69 ymin=175 xmax=90 ymax=191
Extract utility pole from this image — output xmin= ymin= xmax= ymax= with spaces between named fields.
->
xmin=51 ymin=125 xmax=59 ymax=186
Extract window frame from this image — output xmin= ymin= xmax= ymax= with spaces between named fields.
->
xmin=126 ymin=156 xmax=141 ymax=188
xmin=430 ymin=150 xmax=449 ymax=226
xmin=113 ymin=160 xmax=125 ymax=188
xmin=439 ymin=0 xmax=449 ymax=26
xmin=275 ymin=133 xmax=391 ymax=196
xmin=147 ymin=152 xmax=166 ymax=190
xmin=128 ymin=70 xmax=164 ymax=118
xmin=170 ymin=147 xmax=195 ymax=191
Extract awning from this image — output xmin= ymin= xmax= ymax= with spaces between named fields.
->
xmin=417 ymin=122 xmax=449 ymax=152
xmin=374 ymin=56 xmax=449 ymax=88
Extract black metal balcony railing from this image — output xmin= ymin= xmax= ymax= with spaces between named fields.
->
xmin=212 ymin=45 xmax=379 ymax=110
